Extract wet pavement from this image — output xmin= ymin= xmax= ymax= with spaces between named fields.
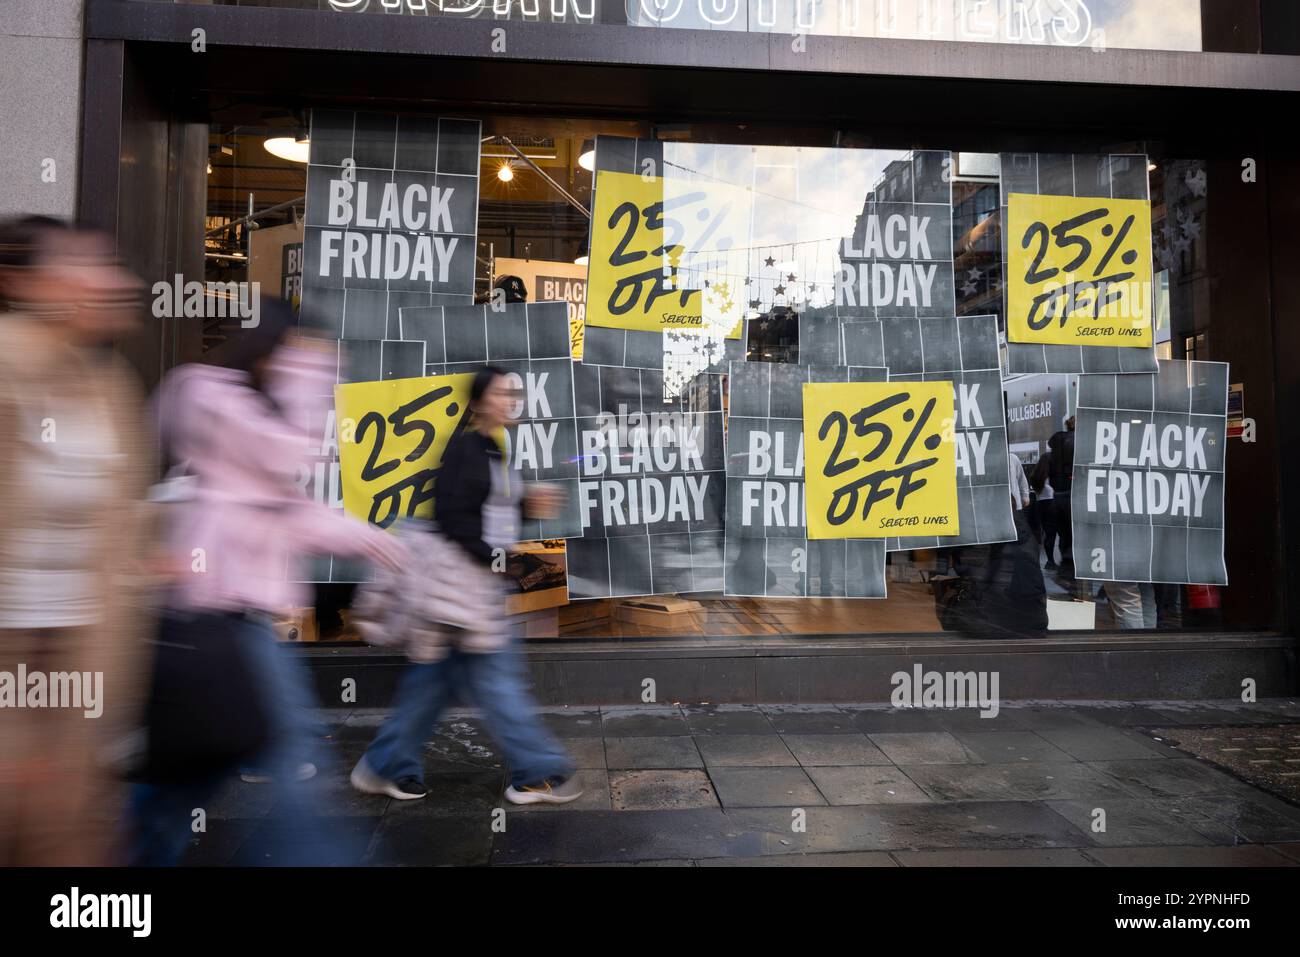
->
xmin=181 ymin=698 xmax=1300 ymax=866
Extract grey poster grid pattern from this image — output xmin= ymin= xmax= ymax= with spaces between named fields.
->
xmin=566 ymin=360 xmax=727 ymax=599
xmin=724 ymin=361 xmax=888 ymax=599
xmin=808 ymin=311 xmax=1016 ymax=550
xmin=397 ymin=300 xmax=584 ymax=541
xmin=1000 ymin=152 xmax=1158 ymax=375
xmin=833 ymin=149 xmax=956 ymax=321
xmin=300 ymin=110 xmax=480 ymax=341
xmin=296 ymin=111 xmax=481 ymax=582
xmin=1071 ymin=360 xmax=1228 ymax=586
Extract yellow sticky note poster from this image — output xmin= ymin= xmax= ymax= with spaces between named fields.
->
xmin=335 ymin=373 xmax=473 ymax=527
xmin=803 ymin=380 xmax=959 ymax=540
xmin=586 ymin=169 xmax=742 ymax=339
xmin=1006 ymin=193 xmax=1153 ymax=348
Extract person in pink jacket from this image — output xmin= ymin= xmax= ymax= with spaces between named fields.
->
xmin=129 ymin=299 xmax=404 ymax=866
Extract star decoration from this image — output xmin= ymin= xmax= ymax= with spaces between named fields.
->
xmin=786 ymin=273 xmax=797 ymax=283
xmin=774 ymin=284 xmax=786 ymax=296
xmin=967 ymin=267 xmax=983 ymax=281
xmin=764 ymin=255 xmax=776 ymax=267
xmin=1181 ymin=219 xmax=1201 ymax=240
xmin=962 ymin=280 xmax=978 ymax=296
xmin=749 ymin=299 xmax=761 ymax=309
xmin=1185 ymin=168 xmax=1208 ymax=197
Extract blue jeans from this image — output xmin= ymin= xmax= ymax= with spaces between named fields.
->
xmin=364 ymin=643 xmax=572 ymax=788
xmin=129 ymin=612 xmax=342 ymax=866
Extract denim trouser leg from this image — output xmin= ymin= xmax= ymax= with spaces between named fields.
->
xmin=236 ymin=616 xmax=343 ymax=865
xmin=363 ymin=658 xmax=456 ymax=783
xmin=462 ymin=644 xmax=573 ymax=788
xmin=128 ymin=774 xmax=228 ymax=866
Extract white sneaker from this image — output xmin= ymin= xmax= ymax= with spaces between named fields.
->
xmin=504 ymin=775 xmax=584 ymax=805
xmin=240 ymin=763 xmax=316 ymax=784
xmin=350 ymin=757 xmax=428 ymax=800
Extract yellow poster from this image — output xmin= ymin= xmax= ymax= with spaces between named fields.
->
xmin=1006 ymin=193 xmax=1153 ymax=348
xmin=803 ymin=381 xmax=959 ymax=540
xmin=335 ymin=373 xmax=474 ymax=527
xmin=586 ymin=169 xmax=742 ymax=339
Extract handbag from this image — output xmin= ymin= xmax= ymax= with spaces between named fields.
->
xmin=129 ymin=610 xmax=272 ymax=784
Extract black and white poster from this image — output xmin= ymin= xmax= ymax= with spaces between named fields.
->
xmin=301 ymin=110 xmax=480 ymax=336
xmin=295 ymin=110 xmax=482 ymax=581
xmin=1071 ymin=360 xmax=1228 ymax=586
xmin=565 ymin=363 xmax=727 ymax=599
xmin=1000 ymin=152 xmax=1159 ymax=375
xmin=396 ymin=300 xmax=583 ymax=540
xmin=724 ymin=361 xmax=888 ymax=599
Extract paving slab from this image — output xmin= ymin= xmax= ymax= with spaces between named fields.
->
xmin=1087 ymin=758 xmax=1247 ymax=798
xmin=781 ymin=733 xmax=892 ymax=767
xmin=696 ymin=734 xmax=799 ymax=768
xmin=951 ymin=731 xmax=1075 ymax=764
xmin=682 ymin=704 xmax=775 ymax=735
xmin=869 ymin=731 xmax=976 ymax=765
xmin=1036 ymin=726 xmax=1174 ymax=761
xmin=559 ymin=737 xmax=607 ymax=769
xmin=601 ymin=705 xmax=691 ymax=737
xmin=1044 ymin=798 xmax=1218 ymax=847
xmin=709 ymin=767 xmax=827 ymax=808
xmin=903 ymin=761 xmax=1139 ymax=803
xmin=608 ymin=769 xmax=719 ymax=811
xmin=805 ymin=766 xmax=934 ymax=806
xmin=539 ymin=708 xmax=605 ymax=738
xmin=604 ymin=736 xmax=704 ymax=770
xmin=759 ymin=705 xmax=859 ymax=734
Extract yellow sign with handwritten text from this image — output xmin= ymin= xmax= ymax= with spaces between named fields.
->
xmin=803 ymin=381 xmax=959 ymax=540
xmin=335 ymin=374 xmax=473 ymax=527
xmin=1006 ymin=193 xmax=1153 ymax=348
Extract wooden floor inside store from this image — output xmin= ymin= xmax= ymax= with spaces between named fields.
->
xmin=555 ymin=582 xmax=942 ymax=638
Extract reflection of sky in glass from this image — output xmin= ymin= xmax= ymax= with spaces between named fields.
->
xmin=626 ymin=0 xmax=1201 ymax=52
xmin=663 ymin=142 xmax=915 ymax=315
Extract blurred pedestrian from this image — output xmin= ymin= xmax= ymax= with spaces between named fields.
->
xmin=0 ymin=216 xmax=154 ymax=865
xmin=127 ymin=299 xmax=405 ymax=865
xmin=351 ymin=366 xmax=581 ymax=805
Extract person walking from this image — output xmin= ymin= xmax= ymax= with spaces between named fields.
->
xmin=0 ymin=217 xmax=154 ymax=865
xmin=1030 ymin=455 xmax=1059 ymax=571
xmin=351 ymin=366 xmax=581 ymax=806
xmin=127 ymin=300 xmax=405 ymax=866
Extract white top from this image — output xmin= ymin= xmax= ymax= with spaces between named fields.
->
xmin=1008 ymin=452 xmax=1031 ymax=511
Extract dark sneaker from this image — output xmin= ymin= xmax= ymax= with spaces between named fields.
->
xmin=504 ymin=775 xmax=584 ymax=805
xmin=350 ymin=757 xmax=427 ymax=800
xmin=1044 ymin=560 xmax=1058 ymax=572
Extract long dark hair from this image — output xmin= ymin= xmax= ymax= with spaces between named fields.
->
xmin=221 ymin=297 xmax=297 ymax=378
xmin=0 ymin=215 xmax=71 ymax=310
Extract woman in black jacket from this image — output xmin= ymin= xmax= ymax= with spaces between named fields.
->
xmin=351 ymin=367 xmax=582 ymax=805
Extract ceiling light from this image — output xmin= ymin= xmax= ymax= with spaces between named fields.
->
xmin=497 ymin=162 xmax=515 ymax=183
xmin=578 ymin=139 xmax=596 ymax=172
xmin=574 ymin=254 xmax=589 ymax=266
xmin=264 ymin=136 xmax=310 ymax=163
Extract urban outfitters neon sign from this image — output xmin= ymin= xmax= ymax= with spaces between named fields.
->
xmin=326 ymin=1 xmax=1095 ymax=47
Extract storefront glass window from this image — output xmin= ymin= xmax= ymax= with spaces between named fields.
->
xmin=201 ymin=107 xmax=1277 ymax=641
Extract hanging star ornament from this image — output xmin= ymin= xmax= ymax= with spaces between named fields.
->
xmin=764 ymin=255 xmax=776 ymax=267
